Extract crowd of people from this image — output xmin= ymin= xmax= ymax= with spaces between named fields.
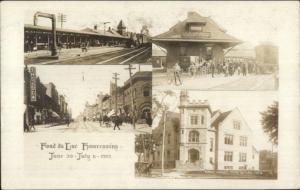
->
xmin=82 ymin=111 xmax=152 ymax=131
xmin=187 ymin=58 xmax=259 ymax=78
xmin=167 ymin=58 xmax=264 ymax=85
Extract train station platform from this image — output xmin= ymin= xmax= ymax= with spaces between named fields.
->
xmin=24 ymin=46 xmax=125 ymax=64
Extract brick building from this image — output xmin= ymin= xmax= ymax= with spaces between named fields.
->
xmin=123 ymin=71 xmax=152 ymax=123
xmin=24 ymin=66 xmax=71 ymax=127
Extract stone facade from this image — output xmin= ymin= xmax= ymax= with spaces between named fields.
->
xmin=152 ymin=90 xmax=259 ymax=171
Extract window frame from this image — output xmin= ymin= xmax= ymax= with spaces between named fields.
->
xmin=188 ymin=130 xmax=200 ymax=143
xmin=190 ymin=115 xmax=198 ymax=125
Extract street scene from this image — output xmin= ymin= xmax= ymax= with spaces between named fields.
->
xmin=151 ymin=11 xmax=278 ymax=90
xmin=24 ymin=10 xmax=151 ymax=65
xmin=24 ymin=65 xmax=152 ymax=134
xmin=135 ymin=90 xmax=278 ymax=179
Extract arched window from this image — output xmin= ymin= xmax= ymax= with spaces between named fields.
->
xmin=143 ymin=86 xmax=150 ymax=97
xmin=189 ymin=131 xmax=199 ymax=142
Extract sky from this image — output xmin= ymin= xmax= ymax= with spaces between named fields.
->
xmin=22 ymin=1 xmax=294 ymax=46
xmin=33 ymin=65 xmax=152 ymax=118
xmin=152 ymin=90 xmax=278 ymax=151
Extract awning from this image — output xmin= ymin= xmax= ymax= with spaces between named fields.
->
xmin=51 ymin=111 xmax=60 ymax=118
xmin=107 ymin=110 xmax=115 ymax=117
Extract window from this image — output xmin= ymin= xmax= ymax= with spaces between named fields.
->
xmin=167 ymin=133 xmax=171 ymax=144
xmin=233 ymin=120 xmax=241 ymax=130
xmin=240 ymin=136 xmax=247 ymax=146
xmin=224 ymin=134 xmax=234 ymax=145
xmin=188 ymin=131 xmax=199 ymax=142
xmin=167 ymin=150 xmax=170 ymax=159
xmin=224 ymin=151 xmax=233 ymax=161
xmin=190 ymin=115 xmax=198 ymax=125
xmin=239 ymin=166 xmax=247 ymax=170
xmin=239 ymin=153 xmax=247 ymax=162
xmin=201 ymin=115 xmax=205 ymax=124
xmin=143 ymin=86 xmax=150 ymax=97
xmin=224 ymin=166 xmax=233 ymax=170
xmin=190 ymin=25 xmax=203 ymax=32
xmin=210 ymin=138 xmax=214 ymax=152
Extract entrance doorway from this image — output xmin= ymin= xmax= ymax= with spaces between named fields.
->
xmin=188 ymin=148 xmax=199 ymax=163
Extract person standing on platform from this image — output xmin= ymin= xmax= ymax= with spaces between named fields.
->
xmin=174 ymin=63 xmax=182 ymax=86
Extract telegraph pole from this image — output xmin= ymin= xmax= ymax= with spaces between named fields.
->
xmin=57 ymin=13 xmax=67 ymax=29
xmin=125 ymin=64 xmax=136 ymax=129
xmin=112 ymin=72 xmax=120 ymax=115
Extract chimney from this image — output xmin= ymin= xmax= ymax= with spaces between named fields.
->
xmin=94 ymin=25 xmax=97 ymax=30
xmin=188 ymin=11 xmax=196 ymax=18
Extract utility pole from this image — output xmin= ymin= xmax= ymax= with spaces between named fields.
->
xmin=161 ymin=108 xmax=166 ymax=176
xmin=125 ymin=64 xmax=136 ymax=129
xmin=57 ymin=13 xmax=67 ymax=29
xmin=112 ymin=73 xmax=120 ymax=115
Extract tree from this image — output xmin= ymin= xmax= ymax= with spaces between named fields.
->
xmin=151 ymin=90 xmax=176 ymax=176
xmin=260 ymin=101 xmax=278 ymax=145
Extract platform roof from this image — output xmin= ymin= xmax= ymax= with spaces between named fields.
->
xmin=25 ymin=24 xmax=129 ymax=39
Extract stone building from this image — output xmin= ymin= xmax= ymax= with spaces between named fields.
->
xmin=152 ymin=90 xmax=259 ymax=171
xmin=152 ymin=11 xmax=241 ymax=70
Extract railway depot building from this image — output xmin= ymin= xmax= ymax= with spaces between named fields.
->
xmin=152 ymin=91 xmax=259 ymax=172
xmin=24 ymin=22 xmax=129 ymax=52
xmin=152 ymin=12 xmax=241 ymax=70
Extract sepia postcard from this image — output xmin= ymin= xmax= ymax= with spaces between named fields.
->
xmin=1 ymin=1 xmax=299 ymax=189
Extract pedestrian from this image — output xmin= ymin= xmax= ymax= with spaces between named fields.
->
xmin=113 ymin=115 xmax=120 ymax=130
xmin=174 ymin=63 xmax=182 ymax=86
xmin=211 ymin=61 xmax=215 ymax=78
xmin=66 ymin=117 xmax=70 ymax=127
xmin=24 ymin=111 xmax=29 ymax=132
xmin=29 ymin=116 xmax=36 ymax=132
xmin=99 ymin=115 xmax=103 ymax=127
xmin=242 ymin=63 xmax=247 ymax=76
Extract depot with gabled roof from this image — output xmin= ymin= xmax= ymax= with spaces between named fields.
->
xmin=152 ymin=12 xmax=242 ymax=68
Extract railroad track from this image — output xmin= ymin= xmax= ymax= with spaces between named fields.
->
xmin=42 ymin=47 xmax=151 ymax=65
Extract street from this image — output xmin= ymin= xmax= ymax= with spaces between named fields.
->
xmin=153 ymin=73 xmax=277 ymax=90
xmin=26 ymin=120 xmax=151 ymax=134
xmin=24 ymin=46 xmax=151 ymax=65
